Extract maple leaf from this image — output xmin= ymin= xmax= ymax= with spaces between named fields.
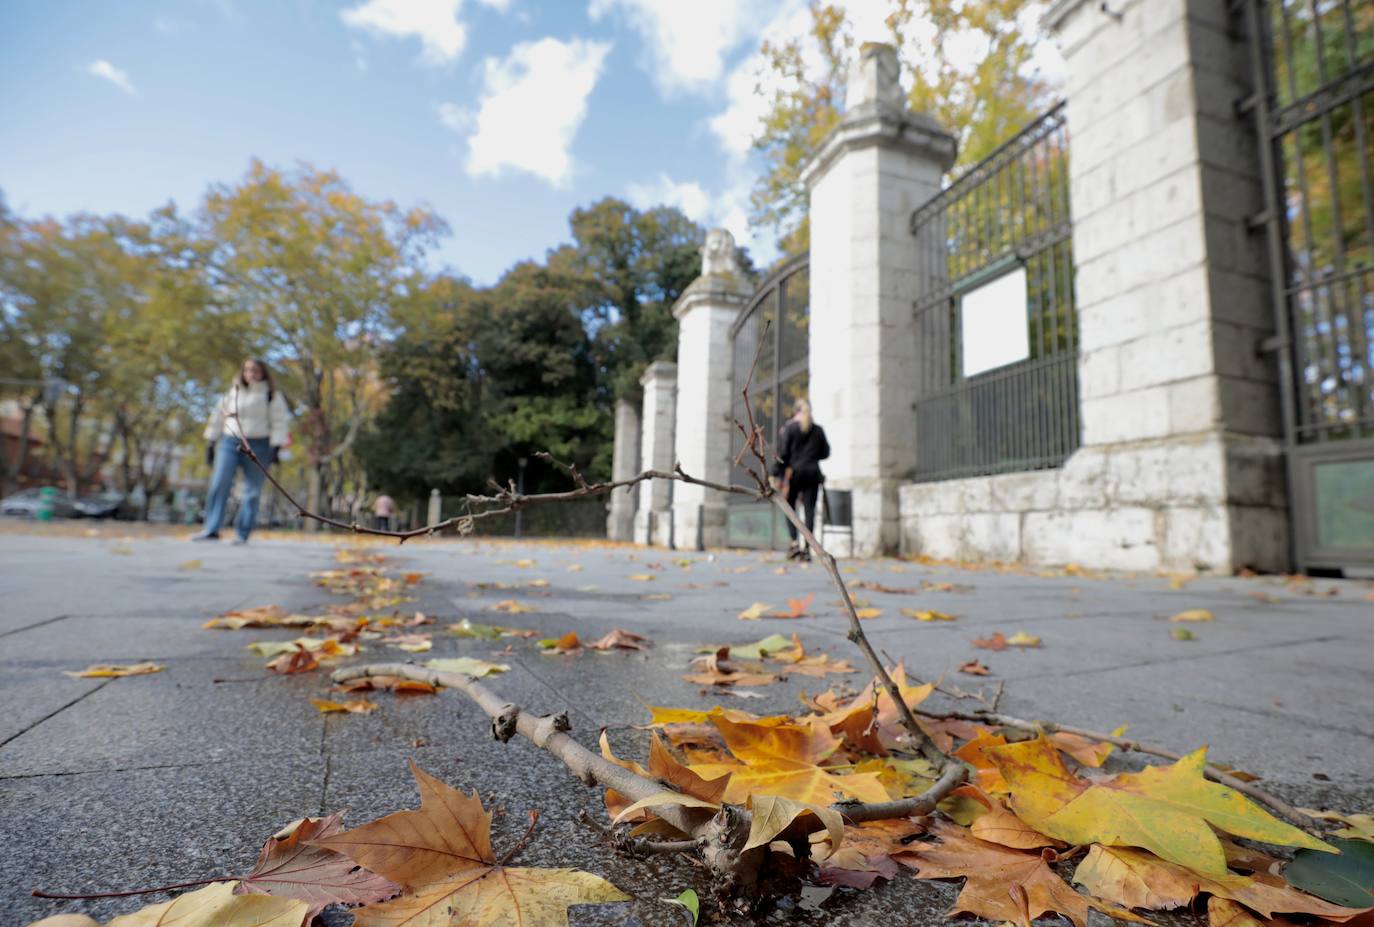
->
xmin=687 ymin=712 xmax=888 ymax=805
xmin=311 ymin=697 xmax=377 ymax=714
xmin=1073 ymin=844 xmax=1369 ymax=919
xmin=63 ymin=662 xmax=163 ymax=678
xmin=901 ymin=608 xmax=956 ymax=621
xmin=681 ymin=648 xmax=778 ymax=687
xmin=972 ymin=632 xmax=1009 ymax=650
xmin=956 ymin=785 xmax=1064 ymax=850
xmin=900 ymin=820 xmax=1093 ymax=927
xmin=320 ymin=762 xmax=628 ymax=927
xmin=487 ymin=599 xmax=538 ymax=614
xmin=1298 ymin=808 xmax=1374 ymax=841
xmin=1050 ymin=726 xmax=1127 ymax=768
xmin=538 ymin=632 xmax=583 ymax=654
xmin=336 ymin=675 xmax=438 ymax=695
xmin=958 ymin=659 xmax=991 ymax=675
xmin=774 ymin=592 xmax=813 ymax=618
xmin=737 ymin=601 xmax=774 ymax=620
xmin=589 ymin=629 xmax=650 ymax=651
xmin=1006 ymin=631 xmax=1041 ymax=647
xmin=743 ymin=794 xmax=844 ymax=855
xmin=853 ymin=607 xmax=883 ymax=619
xmin=237 ymin=813 xmax=399 ymax=918
xmin=99 ymin=881 xmax=308 ymax=926
xmin=989 ymin=736 xmax=1334 ymax=876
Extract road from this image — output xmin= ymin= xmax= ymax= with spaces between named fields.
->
xmin=3 ymin=523 xmax=1371 ymax=925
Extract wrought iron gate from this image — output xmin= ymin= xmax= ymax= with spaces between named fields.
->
xmin=909 ymin=102 xmax=1080 ymax=482
xmin=726 ymin=255 xmax=809 ymax=549
xmin=1242 ymin=0 xmax=1374 ymax=572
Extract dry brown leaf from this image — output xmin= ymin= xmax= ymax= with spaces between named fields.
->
xmin=773 ymin=592 xmax=814 ymax=618
xmin=589 ymin=629 xmax=651 ymax=651
xmin=958 ymin=659 xmax=991 ymax=676
xmin=237 ymin=812 xmax=399 ymax=917
xmin=971 ymin=632 xmax=1009 ymax=651
xmin=336 ymin=675 xmax=439 ymax=695
xmin=310 ymin=697 xmax=377 ymax=714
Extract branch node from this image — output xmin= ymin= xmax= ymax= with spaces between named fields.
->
xmin=491 ymin=704 xmax=520 ymax=743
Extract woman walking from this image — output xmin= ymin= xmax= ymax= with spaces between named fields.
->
xmin=772 ymin=398 xmax=829 ymax=561
xmin=194 ymin=358 xmax=289 ymax=544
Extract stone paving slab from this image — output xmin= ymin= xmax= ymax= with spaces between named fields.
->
xmin=2 ymin=526 xmax=1372 ymax=925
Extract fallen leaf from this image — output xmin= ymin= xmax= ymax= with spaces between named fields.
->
xmin=247 ymin=637 xmax=357 ymax=659
xmin=488 ymin=598 xmax=538 ymax=614
xmin=648 ymin=732 xmax=731 ymax=803
xmin=423 ymin=657 xmax=510 ymax=677
xmin=267 ymin=646 xmax=319 ymax=675
xmin=743 ymin=794 xmax=844 ymax=855
xmin=102 ymin=881 xmax=308 ymax=926
xmin=853 ymin=607 xmax=883 ymax=620
xmin=1171 ymin=627 xmax=1196 ymax=641
xmin=613 ymin=790 xmax=721 ymax=823
xmin=177 ymin=559 xmax=203 ymax=571
xmin=959 ymin=659 xmax=991 ymax=676
xmin=972 ymin=632 xmax=1009 ymax=651
xmin=901 ymin=820 xmax=1092 ymax=927
xmin=311 ymin=698 xmax=378 ymax=714
xmin=237 ymin=813 xmax=399 ymax=917
xmin=1050 ymin=726 xmax=1127 ymax=768
xmin=336 ymin=675 xmax=438 ymax=695
xmin=513 ymin=558 xmax=536 ymax=568
xmin=539 ymin=631 xmax=583 ymax=654
xmin=990 ymin=736 xmax=1333 ymax=876
xmin=643 ymin=592 xmax=673 ymax=601
xmin=737 ymin=602 xmax=774 ymax=620
xmin=1297 ymin=809 xmax=1374 ymax=842
xmin=774 ymin=592 xmax=813 ymax=618
xmin=901 ymin=608 xmax=956 ymax=622
xmin=854 ymin=581 xmax=921 ymax=594
xmin=1170 ymin=608 xmax=1215 ymax=622
xmin=1006 ymin=631 xmax=1041 ymax=648
xmin=1282 ymin=837 xmax=1374 ymax=908
xmin=63 ymin=662 xmax=164 ymax=679
xmin=1075 ymin=844 xmax=1367 ymax=918
xmin=589 ymin=629 xmax=651 ymax=651
xmin=628 ymin=573 xmax=656 ymax=582
xmin=723 ymin=633 xmax=792 ymax=659
xmin=661 ymin=888 xmax=699 ymax=926
xmin=387 ymin=633 xmax=432 ymax=653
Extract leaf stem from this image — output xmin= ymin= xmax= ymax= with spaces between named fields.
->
xmin=32 ymin=875 xmax=226 ymax=900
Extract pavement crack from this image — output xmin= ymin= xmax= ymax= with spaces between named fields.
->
xmin=1001 ymin=634 xmax=1349 ymax=683
xmin=510 ymin=655 xmax=601 ymax=730
xmin=0 ymin=678 xmax=113 ymax=750
xmin=0 ymin=613 xmax=75 ymax=640
xmin=0 ymin=759 xmax=216 ymax=781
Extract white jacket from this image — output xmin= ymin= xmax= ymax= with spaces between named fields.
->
xmin=204 ymin=380 xmax=290 ymax=446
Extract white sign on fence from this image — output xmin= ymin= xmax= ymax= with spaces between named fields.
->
xmin=961 ymin=266 xmax=1030 ymax=378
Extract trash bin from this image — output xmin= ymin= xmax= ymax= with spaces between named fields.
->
xmin=36 ymin=486 xmax=57 ymax=521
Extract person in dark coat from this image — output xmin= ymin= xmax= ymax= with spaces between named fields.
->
xmin=772 ymin=398 xmax=829 ymax=561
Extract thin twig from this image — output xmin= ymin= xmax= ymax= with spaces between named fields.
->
xmin=916 ymin=708 xmax=1313 ymax=827
xmin=33 ymin=876 xmax=225 ymax=900
xmin=498 ymin=811 xmax=541 ymax=866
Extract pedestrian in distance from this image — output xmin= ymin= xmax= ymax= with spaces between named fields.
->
xmin=771 ymin=397 xmax=829 ymax=561
xmin=194 ymin=358 xmax=289 ymax=545
xmin=373 ymin=493 xmax=395 ymax=532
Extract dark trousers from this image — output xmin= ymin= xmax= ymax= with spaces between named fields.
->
xmin=785 ymin=478 xmax=820 ymax=541
xmin=375 ymin=516 xmax=391 ymax=531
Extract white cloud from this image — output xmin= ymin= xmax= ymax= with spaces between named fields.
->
xmin=465 ymin=37 xmax=611 ymax=187
xmin=87 ymin=60 xmax=138 ymax=96
xmin=341 ymin=0 xmax=470 ymax=65
xmin=626 ymin=174 xmax=711 ymax=223
xmin=588 ymin=0 xmax=769 ymax=96
xmin=435 ymin=101 xmax=472 ymax=133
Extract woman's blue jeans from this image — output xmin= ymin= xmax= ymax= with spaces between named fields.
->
xmin=202 ymin=436 xmax=270 ymax=539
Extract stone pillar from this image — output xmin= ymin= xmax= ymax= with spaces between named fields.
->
xmin=801 ymin=43 xmax=956 ymax=557
xmin=606 ymin=399 xmax=640 ymax=541
xmin=633 ymin=361 xmax=677 ymax=547
xmin=670 ymin=229 xmax=753 ymax=550
xmin=1046 ymin=0 xmax=1287 ymax=571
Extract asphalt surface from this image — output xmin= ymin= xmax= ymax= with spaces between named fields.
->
xmin=2 ymin=521 xmax=1371 ymax=926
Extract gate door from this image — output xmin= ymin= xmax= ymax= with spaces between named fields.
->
xmin=726 ymin=255 xmax=809 ymax=549
xmin=1243 ymin=0 xmax=1374 ymax=572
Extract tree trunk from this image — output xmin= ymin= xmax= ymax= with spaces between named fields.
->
xmin=305 ymin=466 xmax=323 ymax=532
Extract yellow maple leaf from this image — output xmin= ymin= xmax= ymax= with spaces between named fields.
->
xmin=989 ymin=736 xmax=1333 ymax=875
xmin=854 ymin=607 xmax=883 ymax=619
xmin=101 ymin=881 xmax=307 ymax=926
xmin=737 ymin=602 xmax=774 ymax=620
xmin=901 ymin=608 xmax=956 ymax=621
xmin=63 ymin=662 xmax=164 ymax=679
xmin=1170 ymin=608 xmax=1214 ymax=622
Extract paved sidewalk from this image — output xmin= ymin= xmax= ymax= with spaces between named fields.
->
xmin=3 ymin=526 xmax=1371 ymax=925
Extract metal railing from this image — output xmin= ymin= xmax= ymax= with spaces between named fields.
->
xmin=909 ymin=102 xmax=1080 ymax=482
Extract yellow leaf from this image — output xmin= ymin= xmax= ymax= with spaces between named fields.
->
xmin=1170 ymin=609 xmax=1214 ymax=622
xmin=63 ymin=662 xmax=164 ymax=678
xmin=424 ymin=658 xmax=510 ymax=677
xmin=737 ymin=602 xmax=774 ymax=620
xmin=311 ymin=697 xmax=377 ymax=714
xmin=352 ymin=867 xmax=627 ymax=927
xmin=901 ymin=608 xmax=956 ymax=621
xmin=989 ymin=737 xmax=1333 ymax=876
xmin=513 ymin=558 xmax=536 ymax=568
xmin=1006 ymin=631 xmax=1041 ymax=647
xmin=104 ymin=881 xmax=308 ymax=926
xmin=488 ymin=599 xmax=538 ymax=614
xmin=744 ymin=795 xmax=844 ymax=856
xmin=1075 ymin=844 xmax=1366 ymax=919
xmin=854 ymin=607 xmax=883 ymax=620
xmin=628 ymin=573 xmax=656 ymax=581
xmin=177 ymin=559 xmax=203 ymax=571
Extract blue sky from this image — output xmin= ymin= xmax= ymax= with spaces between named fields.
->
xmin=0 ymin=0 xmax=837 ymax=284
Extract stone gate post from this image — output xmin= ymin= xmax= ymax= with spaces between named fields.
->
xmin=801 ymin=43 xmax=956 ymax=556
xmin=606 ymin=398 xmax=640 ymax=541
xmin=634 ymin=361 xmax=677 ymax=547
xmin=671 ymin=229 xmax=753 ymax=550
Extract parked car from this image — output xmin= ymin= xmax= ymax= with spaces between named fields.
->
xmin=0 ymin=488 xmax=79 ymax=519
xmin=75 ymin=491 xmax=133 ymax=519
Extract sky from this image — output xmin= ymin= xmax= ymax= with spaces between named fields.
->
xmin=0 ymin=0 xmax=1061 ymax=285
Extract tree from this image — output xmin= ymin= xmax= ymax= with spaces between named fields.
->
xmin=750 ymin=0 xmax=1057 ymax=254
xmin=198 ymin=160 xmax=445 ymax=526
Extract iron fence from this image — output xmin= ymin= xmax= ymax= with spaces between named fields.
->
xmin=909 ymin=102 xmax=1079 ymax=482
